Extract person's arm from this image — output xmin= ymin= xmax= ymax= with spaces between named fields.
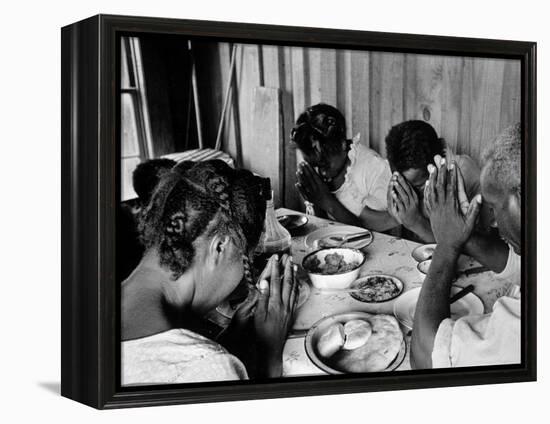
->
xmin=405 ymin=215 xmax=436 ymax=243
xmin=463 ymin=233 xmax=509 ymax=273
xmin=391 ymin=172 xmax=436 ymax=242
xmin=411 ymin=245 xmax=457 ymax=369
xmin=254 ymin=254 xmax=298 ymax=379
xmin=297 ymin=162 xmax=397 ymax=231
xmin=411 ymin=160 xmax=482 ymax=369
xmin=215 ymin=288 xmax=259 ymax=373
xmin=322 ymin=195 xmax=398 ymax=232
xmin=437 ymin=158 xmax=509 ymax=273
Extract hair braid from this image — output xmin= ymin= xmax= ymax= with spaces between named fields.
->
xmin=242 ymin=253 xmax=255 ymax=288
xmin=138 ymin=160 xmax=266 ymax=280
xmin=290 ymin=103 xmax=347 ymax=157
xmin=207 ymin=174 xmax=232 ymax=218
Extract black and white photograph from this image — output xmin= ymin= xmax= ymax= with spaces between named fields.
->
xmin=118 ymin=33 xmax=524 ymax=385
xmin=4 ymin=0 xmax=548 ymax=420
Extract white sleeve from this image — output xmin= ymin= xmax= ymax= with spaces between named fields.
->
xmin=431 ymin=318 xmax=456 ymax=368
xmin=361 ymin=159 xmax=391 ymax=211
xmin=431 ymin=298 xmax=521 ymax=369
xmin=495 ymin=246 xmax=521 ymax=285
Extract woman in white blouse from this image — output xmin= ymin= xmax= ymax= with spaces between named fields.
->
xmin=291 ymin=103 xmax=398 ymax=232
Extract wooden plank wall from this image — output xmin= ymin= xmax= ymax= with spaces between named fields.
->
xmin=201 ymin=43 xmax=520 ymax=211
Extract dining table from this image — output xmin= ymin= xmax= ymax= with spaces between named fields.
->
xmin=276 ymin=208 xmax=515 ymax=377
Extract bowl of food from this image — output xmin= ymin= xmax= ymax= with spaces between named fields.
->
xmin=305 ymin=312 xmax=405 ymax=374
xmin=302 ymin=247 xmax=366 ymax=290
xmin=349 ymin=274 xmax=404 ymax=303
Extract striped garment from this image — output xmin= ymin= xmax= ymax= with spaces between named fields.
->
xmin=162 ymin=148 xmax=235 ymax=167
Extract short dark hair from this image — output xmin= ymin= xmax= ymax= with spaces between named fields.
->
xmin=290 ymin=103 xmax=347 ymax=156
xmin=132 ymin=158 xmax=176 ymax=204
xmin=385 ymin=120 xmax=445 ymax=172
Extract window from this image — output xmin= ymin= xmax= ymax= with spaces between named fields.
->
xmin=120 ymin=37 xmax=153 ymax=200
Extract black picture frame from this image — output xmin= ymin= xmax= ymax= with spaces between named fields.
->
xmin=61 ymin=14 xmax=537 ymax=409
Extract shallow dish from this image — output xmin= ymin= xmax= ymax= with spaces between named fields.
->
xmin=349 ymin=274 xmax=404 ymax=303
xmin=305 ymin=312 xmax=406 ymax=375
xmin=393 ymin=286 xmax=484 ymax=330
xmin=302 ymin=248 xmax=366 ymax=290
xmin=277 ymin=214 xmax=309 ymax=231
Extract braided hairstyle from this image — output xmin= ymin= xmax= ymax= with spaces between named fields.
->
xmin=138 ymin=160 xmax=267 ymax=280
xmin=290 ymin=103 xmax=348 ymax=157
xmin=385 ymin=120 xmax=445 ymax=173
xmin=132 ymin=158 xmax=176 ymax=205
xmin=231 ymin=166 xmax=269 ymax=287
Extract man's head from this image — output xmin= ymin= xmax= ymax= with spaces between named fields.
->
xmin=290 ymin=103 xmax=349 ymax=182
xmin=385 ymin=120 xmax=445 ymax=194
xmin=132 ymin=158 xmax=177 ymax=205
xmin=480 ymin=124 xmax=521 ymax=254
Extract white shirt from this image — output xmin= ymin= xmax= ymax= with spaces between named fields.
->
xmin=332 ymin=138 xmax=391 ymax=216
xmin=432 ymin=294 xmax=520 ymax=368
xmin=495 ymin=245 xmax=521 ymax=285
xmin=431 ymin=246 xmax=521 ymax=369
xmin=122 ymin=328 xmax=248 ymax=386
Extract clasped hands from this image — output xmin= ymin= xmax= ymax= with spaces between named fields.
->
xmin=424 ymin=158 xmax=482 ymax=251
xmin=387 ymin=172 xmax=423 ymax=229
xmin=230 ymin=254 xmax=298 ymax=356
xmin=295 ymin=162 xmax=334 ymax=211
xmin=389 ymin=156 xmax=482 ymax=251
xmin=388 ymin=156 xmax=481 ymax=251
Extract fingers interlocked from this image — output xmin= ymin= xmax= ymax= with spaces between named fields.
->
xmin=257 ymin=254 xmax=298 ymax=318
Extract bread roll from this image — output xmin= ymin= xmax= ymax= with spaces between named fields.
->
xmin=332 ymin=314 xmax=403 ymax=372
xmin=317 ymin=323 xmax=345 ymax=358
xmin=343 ymin=319 xmax=372 ymax=350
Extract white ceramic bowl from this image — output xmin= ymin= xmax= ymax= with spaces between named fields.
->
xmin=411 ymin=243 xmax=436 ymax=262
xmin=302 ymin=247 xmax=366 ymax=290
xmin=417 ymin=259 xmax=432 ymax=274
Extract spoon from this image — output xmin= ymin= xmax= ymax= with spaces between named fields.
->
xmin=328 ymin=231 xmax=371 ymax=246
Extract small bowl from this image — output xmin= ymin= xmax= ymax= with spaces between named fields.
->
xmin=411 ymin=244 xmax=436 ymax=262
xmin=302 ymin=247 xmax=366 ymax=290
xmin=277 ymin=214 xmax=309 ymax=231
xmin=417 ymin=259 xmax=432 ymax=274
xmin=417 ymin=256 xmax=483 ymax=276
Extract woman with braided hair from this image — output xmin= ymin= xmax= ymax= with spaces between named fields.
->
xmin=291 ymin=103 xmax=398 ymax=232
xmin=121 ymin=160 xmax=298 ymax=385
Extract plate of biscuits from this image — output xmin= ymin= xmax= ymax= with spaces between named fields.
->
xmin=305 ymin=312 xmax=406 ymax=374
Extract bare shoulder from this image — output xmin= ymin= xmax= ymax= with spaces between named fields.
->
xmin=456 ymin=154 xmax=481 ymax=175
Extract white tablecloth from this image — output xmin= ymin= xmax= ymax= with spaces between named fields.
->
xmin=277 ymin=208 xmax=514 ymax=377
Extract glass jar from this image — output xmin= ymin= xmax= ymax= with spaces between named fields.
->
xmin=252 ymin=184 xmax=291 ymax=274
